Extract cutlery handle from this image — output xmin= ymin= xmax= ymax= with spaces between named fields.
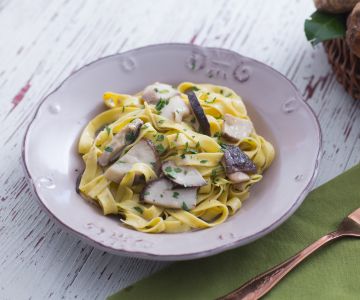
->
xmin=219 ymin=231 xmax=343 ymax=300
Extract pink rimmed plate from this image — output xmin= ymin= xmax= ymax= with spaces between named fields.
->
xmin=22 ymin=44 xmax=321 ymax=260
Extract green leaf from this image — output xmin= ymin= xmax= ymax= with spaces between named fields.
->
xmin=134 ymin=206 xmax=143 ymax=214
xmin=104 ymin=146 xmax=113 ymax=152
xmin=181 ymin=202 xmax=190 ymax=211
xmin=304 ymin=11 xmax=346 ymax=45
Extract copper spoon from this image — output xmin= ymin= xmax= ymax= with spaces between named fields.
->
xmin=218 ymin=207 xmax=360 ymax=300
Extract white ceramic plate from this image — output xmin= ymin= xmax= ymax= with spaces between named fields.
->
xmin=22 ymin=44 xmax=321 ymax=261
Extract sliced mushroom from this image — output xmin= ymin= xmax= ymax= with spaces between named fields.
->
xmin=162 ymin=160 xmax=207 ymax=187
xmin=140 ymin=177 xmax=197 ymax=209
xmin=227 ymin=171 xmax=250 ymax=183
xmin=98 ymin=118 xmax=143 ymax=167
xmin=186 ymin=90 xmax=211 ymax=136
xmin=160 ymin=95 xmax=190 ymax=123
xmin=142 ymin=82 xmax=178 ymax=105
xmin=104 ymin=139 xmax=160 ymax=183
xmin=221 ymin=144 xmax=257 ymax=175
xmin=222 ymin=114 xmax=253 ymax=142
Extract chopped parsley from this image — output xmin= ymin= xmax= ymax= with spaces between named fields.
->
xmin=105 ymin=126 xmax=111 ymax=135
xmin=150 ymin=162 xmax=156 ymax=168
xmin=180 ymin=153 xmax=186 ymax=159
xmin=160 ymin=194 xmax=163 ymax=198
xmin=175 ymin=133 xmax=179 ymax=141
xmin=211 ymin=169 xmax=217 ymax=182
xmin=165 ymin=166 xmax=172 ymax=173
xmin=104 ymin=146 xmax=113 ymax=152
xmin=158 ymin=89 xmax=169 ymax=94
xmin=187 ymin=149 xmax=198 ymax=154
xmin=155 ymin=98 xmax=169 ymax=111
xmin=181 ymin=202 xmax=190 ymax=211
xmin=196 ymin=141 xmax=200 ymax=148
xmin=187 ymin=86 xmax=200 ymax=92
xmin=141 ymin=124 xmax=149 ymax=129
xmin=143 ymin=192 xmax=150 ymax=196
xmin=172 ymin=192 xmax=180 ymax=199
xmin=184 ymin=142 xmax=189 ymax=152
xmin=205 ymin=97 xmax=216 ymax=104
xmin=156 ymin=144 xmax=165 ymax=154
xmin=214 ymin=132 xmax=221 ymax=138
xmin=220 ymin=89 xmax=224 ymax=95
xmin=134 ymin=206 xmax=143 ymax=214
xmin=156 ymin=134 xmax=165 ymax=142
xmin=158 ymin=119 xmax=165 ymax=124
xmin=117 ymin=160 xmax=126 ymax=164
xmin=125 ymin=132 xmax=136 ymax=143
xmin=227 ymin=92 xmax=233 ymax=97
xmin=200 ymin=160 xmax=208 ymax=164
xmin=174 ymin=167 xmax=182 ymax=173
xmin=154 ymin=88 xmax=159 ymax=92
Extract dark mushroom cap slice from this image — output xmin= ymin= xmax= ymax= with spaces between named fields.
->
xmin=186 ymin=90 xmax=211 ymax=136
xmin=221 ymin=144 xmax=257 ymax=175
xmin=162 ymin=160 xmax=207 ymax=187
xmin=140 ymin=177 xmax=197 ymax=210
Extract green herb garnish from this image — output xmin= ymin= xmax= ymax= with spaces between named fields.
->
xmin=200 ymin=160 xmax=208 ymax=164
xmin=187 ymin=86 xmax=200 ymax=92
xmin=155 ymin=98 xmax=169 ymax=111
xmin=205 ymin=97 xmax=216 ymax=104
xmin=143 ymin=192 xmax=150 ymax=196
xmin=156 ymin=144 xmax=165 ymax=154
xmin=104 ymin=146 xmax=113 ymax=152
xmin=134 ymin=206 xmax=143 ymax=214
xmin=158 ymin=119 xmax=165 ymax=124
xmin=173 ymin=192 xmax=180 ymax=199
xmin=156 ymin=134 xmax=165 ymax=142
xmin=158 ymin=89 xmax=169 ymax=94
xmin=181 ymin=202 xmax=190 ymax=211
xmin=174 ymin=167 xmax=182 ymax=173
xmin=125 ymin=132 xmax=136 ymax=143
xmin=105 ymin=126 xmax=111 ymax=135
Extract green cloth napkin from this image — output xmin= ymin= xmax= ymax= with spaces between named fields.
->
xmin=109 ymin=164 xmax=360 ymax=300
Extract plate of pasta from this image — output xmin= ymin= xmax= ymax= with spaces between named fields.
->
xmin=22 ymin=44 xmax=321 ymax=260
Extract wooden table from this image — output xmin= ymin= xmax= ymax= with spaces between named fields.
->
xmin=1 ymin=0 xmax=359 ymax=299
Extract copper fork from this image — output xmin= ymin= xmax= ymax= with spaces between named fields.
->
xmin=218 ymin=207 xmax=360 ymax=300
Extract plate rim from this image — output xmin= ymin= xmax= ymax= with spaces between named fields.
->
xmin=21 ymin=43 xmax=322 ymax=260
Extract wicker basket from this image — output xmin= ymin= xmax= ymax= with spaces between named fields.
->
xmin=323 ymin=38 xmax=360 ymax=100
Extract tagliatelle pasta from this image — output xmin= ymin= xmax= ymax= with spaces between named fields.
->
xmin=77 ymin=82 xmax=275 ymax=233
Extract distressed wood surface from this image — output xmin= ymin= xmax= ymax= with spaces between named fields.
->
xmin=0 ymin=0 xmax=359 ymax=299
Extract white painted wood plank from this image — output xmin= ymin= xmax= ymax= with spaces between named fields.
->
xmin=0 ymin=0 xmax=359 ymax=299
